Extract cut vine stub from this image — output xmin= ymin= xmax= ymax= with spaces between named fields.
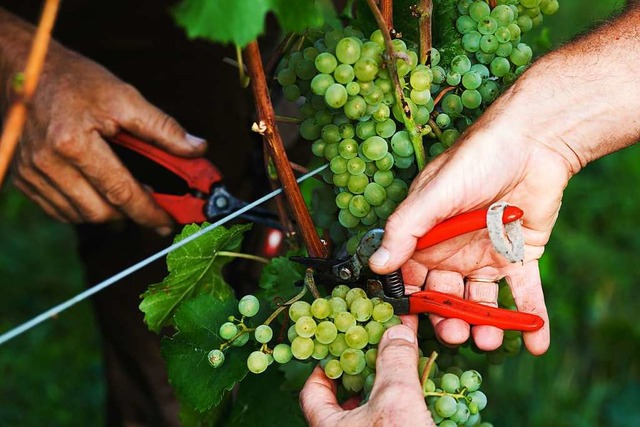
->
xmin=487 ymin=202 xmax=525 ymax=263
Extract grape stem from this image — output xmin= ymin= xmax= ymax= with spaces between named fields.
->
xmin=424 ymin=390 xmax=468 ymax=400
xmin=245 ymin=41 xmax=329 ymax=259
xmin=265 ymin=32 xmax=297 ymax=79
xmin=364 ymin=0 xmax=427 ymax=170
xmin=216 ymin=251 xmax=269 ymax=264
xmin=489 ymin=0 xmax=497 ymax=8
xmin=416 ymin=0 xmax=433 ymax=65
xmin=428 ymin=118 xmax=443 ymax=139
xmin=0 ymin=0 xmax=60 ymax=187
xmin=420 ymin=350 xmax=439 ymax=388
xmin=262 ymin=285 xmax=308 ymax=326
xmin=275 ymin=115 xmax=302 ymax=124
xmin=235 ymin=45 xmax=250 ymax=88
xmin=432 ymin=85 xmax=457 ymax=107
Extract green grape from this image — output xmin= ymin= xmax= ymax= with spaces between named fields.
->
xmin=429 ymin=142 xmax=446 ymax=157
xmin=330 ymin=156 xmax=347 ymax=175
xmin=295 ymin=315 xmax=317 ymax=338
xmin=393 ymin=153 xmax=414 ymax=169
xmin=468 ymin=390 xmax=487 ymax=411
xmin=431 ymin=65 xmax=446 ymax=84
xmin=462 ymin=31 xmax=481 ymax=52
xmin=435 ymin=113 xmax=451 ymax=129
xmin=360 ymin=209 xmax=377 ymax=226
xmin=335 ymin=37 xmax=361 ymax=65
xmin=510 ymin=43 xmax=533 ymax=67
xmin=362 ymin=136 xmax=389 ymax=161
xmin=495 ymin=41 xmax=514 ymax=57
xmin=329 ymin=296 xmax=348 ymax=315
xmin=322 ymin=124 xmax=341 ymax=143
xmin=346 ymin=287 xmax=368 ymax=307
xmin=364 ymin=86 xmax=384 ymax=105
xmin=480 ymin=34 xmax=499 ymax=53
xmin=441 ymin=372 xmax=461 ymax=393
xmin=456 ymin=15 xmax=477 ymax=34
xmin=441 ymin=129 xmax=460 ymax=147
xmin=350 ymin=298 xmax=373 ymax=322
xmin=415 ymin=106 xmax=431 ymax=125
xmin=334 ymin=63 xmax=355 ymax=85
xmin=344 ymin=325 xmax=368 ymax=349
xmin=283 ymin=84 xmax=300 ymax=102
xmin=336 ymin=139 xmax=356 ymax=160
xmin=334 ymin=311 xmax=357 ymax=332
xmin=347 ymin=173 xmax=369 ymax=194
xmin=446 ymin=70 xmax=462 ymax=86
xmin=460 ymin=369 xmax=482 ymax=391
xmin=477 ymin=17 xmax=498 ymax=35
xmin=364 ymin=161 xmax=378 ymax=177
xmin=315 ymin=109 xmax=332 ymax=125
xmin=277 ymin=68 xmax=297 ymax=86
xmin=457 ymin=0 xmax=473 ymax=14
xmin=329 ymin=333 xmax=349 ymax=357
xmin=390 ymin=131 xmax=414 ymax=157
xmin=431 ymin=47 xmax=441 ymax=66
xmin=354 ymin=58 xmax=379 ymax=82
xmin=469 ymin=0 xmax=491 ymax=22
xmin=441 ymin=94 xmax=463 ymax=116
xmin=295 ymin=59 xmax=316 ymax=80
xmin=490 ymin=57 xmax=511 ymax=77
xmin=315 ymin=52 xmax=337 ymax=74
xmin=324 ymin=28 xmax=343 ymax=50
xmin=363 ymin=182 xmax=386 ymax=206
xmin=347 ymin=157 xmax=367 ymax=175
xmin=372 ymin=103 xmax=390 ymax=122
xmin=304 ymin=46 xmax=319 ymax=61
xmin=374 ymin=170 xmax=394 ymax=187
xmin=312 ymin=340 xmax=330 ymax=360
xmin=273 ymin=343 xmax=293 ymax=364
xmin=332 ymin=171 xmax=349 ymax=187
xmin=311 ymin=140 xmax=325 ymax=157
xmin=495 ymin=26 xmax=512 ymax=44
xmin=365 ymin=320 xmax=384 ymax=345
xmin=289 ymin=300 xmax=312 ymax=322
xmin=342 ymin=373 xmax=365 ymax=393
xmin=324 ymin=359 xmax=343 ymax=379
xmin=541 ymin=0 xmax=559 ymax=15
xmin=232 ymin=331 xmax=250 ymax=347
xmin=375 ymin=119 xmax=396 ymax=138
xmin=375 ymin=153 xmax=394 ymax=171
xmin=364 ymin=349 xmax=378 ymax=370
xmin=239 ymin=295 xmax=260 ymax=317
xmin=374 ymin=198 xmax=397 ymax=219
xmin=247 ymin=351 xmax=269 ymax=374
xmin=344 ymin=25 xmax=364 ymax=38
xmin=462 ymin=71 xmax=482 ymax=90
xmin=451 ymin=401 xmax=471 ymax=424
xmin=410 ymin=89 xmax=431 ymax=106
xmin=311 ymin=298 xmax=332 ymax=319
xmin=507 ymin=22 xmax=522 ymax=40
xmin=207 ymin=349 xmax=225 ymax=368
xmin=340 ymin=348 xmax=366 ymax=375
xmin=316 ymin=320 xmax=339 ymax=344
xmin=356 ymin=120 xmax=376 ymax=140
xmin=471 ymin=63 xmax=490 ymax=79
xmin=254 ymin=324 xmax=273 ymax=344
xmin=478 ymin=80 xmax=500 ymax=103
xmin=287 ymin=324 xmax=298 ymax=342
xmin=461 ymin=89 xmax=482 ymax=109
xmin=476 ymin=50 xmax=496 ymax=65
xmin=332 ymin=284 xmax=350 ymax=299
xmin=503 ymin=71 xmax=518 ymax=85
xmin=361 ymin=41 xmax=382 ymax=61
xmin=344 ymin=96 xmax=367 ymax=120
xmin=219 ymin=322 xmax=238 ymax=340
xmin=372 ymin=302 xmax=394 ymax=323
xmin=348 ymin=195 xmax=371 ymax=218
xmin=517 ymin=14 xmax=533 ymax=33
xmin=299 ymin=118 xmax=321 ymax=141
xmin=386 ymin=179 xmax=408 ymax=202
xmin=409 ymin=68 xmax=432 ymax=91
xmin=439 ymin=420 xmax=457 ymax=427
xmin=435 ymin=395 xmax=458 ymax=418
xmin=291 ymin=336 xmax=315 ymax=360
xmin=324 ymin=84 xmax=348 ymax=108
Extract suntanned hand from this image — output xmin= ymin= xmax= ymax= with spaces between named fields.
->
xmin=300 ymin=317 xmax=436 ymax=427
xmin=0 ymin=9 xmax=207 ymax=233
xmin=368 ymin=4 xmax=640 ymax=355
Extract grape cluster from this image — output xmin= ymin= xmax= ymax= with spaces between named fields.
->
xmin=287 ymin=285 xmax=401 ymax=394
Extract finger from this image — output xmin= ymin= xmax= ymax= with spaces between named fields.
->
xmin=12 ymin=178 xmax=68 ymax=222
xmin=465 ymin=279 xmax=503 ymax=351
xmin=400 ymin=259 xmax=428 ymax=288
xmin=115 ymin=86 xmax=207 ymax=157
xmin=505 ymin=261 xmax=550 ymax=355
xmin=65 ymin=131 xmax=174 ymax=230
xmin=425 ymin=271 xmax=469 ymax=345
xmin=300 ymin=366 xmax=342 ymax=426
xmin=399 ymin=314 xmax=419 ymax=333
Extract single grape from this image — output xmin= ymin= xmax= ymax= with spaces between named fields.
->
xmin=354 ymin=58 xmax=379 ymax=82
xmin=332 ymin=284 xmax=350 ymax=299
xmin=219 ymin=322 xmax=238 ymax=340
xmin=335 ymin=37 xmax=361 ymax=65
xmin=441 ymin=372 xmax=461 ymax=393
xmin=441 ymin=94 xmax=463 ymax=116
xmin=461 ymin=89 xmax=482 ymax=109
xmin=374 ymin=198 xmax=397 ymax=219
xmin=312 ymin=340 xmax=330 ymax=360
xmin=510 ymin=43 xmax=533 ymax=67
xmin=462 ymin=31 xmax=481 ymax=53
xmin=316 ymin=320 xmax=339 ymax=344
xmin=329 ymin=333 xmax=349 ymax=357
xmin=277 ymin=68 xmax=297 ymax=86
xmin=456 ymin=15 xmax=477 ymax=34
xmin=495 ymin=41 xmax=514 ymax=58
xmin=362 ymin=136 xmax=389 ymax=161
xmin=329 ymin=297 xmax=348 ymax=315
xmin=490 ymin=56 xmax=511 ymax=77
xmin=287 ymin=324 xmax=298 ymax=342
xmin=311 ymin=298 xmax=332 ymax=319
xmin=342 ymin=373 xmax=366 ymax=393
xmin=347 ymin=157 xmax=367 ymax=175
xmin=431 ymin=48 xmax=441 ymax=66
xmin=363 ymin=182 xmax=386 ymax=206
xmin=291 ymin=336 xmax=315 ymax=360
xmin=315 ymin=52 xmax=338 ymax=74
xmin=272 ymin=343 xmax=293 ymax=364
xmin=468 ymin=390 xmax=487 ymax=411
xmin=207 ymin=349 xmax=225 ymax=368
xmin=477 ymin=16 xmax=498 ymax=35
xmin=325 ymin=84 xmax=348 ymax=108
xmin=238 ymin=295 xmax=260 ymax=317
xmin=348 ymin=195 xmax=371 ymax=218
xmin=345 ymin=287 xmax=368 ymax=307
xmin=344 ymin=96 xmax=367 ymax=120
xmin=460 ymin=369 xmax=482 ymax=391
xmin=295 ymin=316 xmax=318 ymax=338
xmin=446 ymin=70 xmax=462 ymax=86
xmin=247 ymin=351 xmax=269 ymax=374
xmin=435 ymin=395 xmax=458 ymax=418
xmin=480 ymin=34 xmax=499 ymax=53
xmin=350 ymin=297 xmax=374 ymax=322
xmin=439 ymin=420 xmax=458 ymax=427
xmin=295 ymin=59 xmax=316 ymax=80
xmin=344 ymin=325 xmax=369 ymax=349
xmin=324 ymin=359 xmax=343 ymax=379
xmin=517 ymin=14 xmax=534 ymax=33
xmin=375 ymin=119 xmax=396 ymax=138
xmin=441 ymin=129 xmax=460 ymax=148
xmin=334 ymin=311 xmax=357 ymax=333
xmin=462 ymin=70 xmax=482 ymax=90
xmin=334 ymin=63 xmax=355 ymax=84
xmin=340 ymin=348 xmax=366 ymax=375
xmin=383 ymin=314 xmax=402 ymax=328
xmin=372 ymin=302 xmax=394 ymax=323
xmin=254 ymin=324 xmax=273 ymax=344
xmin=347 ymin=173 xmax=369 ymax=195
xmin=289 ymin=300 xmax=312 ymax=322
xmin=469 ymin=0 xmax=491 ymax=22
xmin=365 ymin=320 xmax=385 ymax=345
xmin=450 ymin=401 xmax=471 ymax=424
xmin=299 ymin=118 xmax=321 ymax=141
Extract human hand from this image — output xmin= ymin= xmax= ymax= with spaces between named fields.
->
xmin=300 ymin=320 xmax=436 ymax=427
xmin=368 ymin=90 xmax=578 ymax=355
xmin=5 ymin=38 xmax=206 ymax=232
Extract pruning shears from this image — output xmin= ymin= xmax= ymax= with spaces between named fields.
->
xmin=292 ymin=204 xmax=544 ymax=332
xmin=108 ymin=132 xmax=280 ymax=228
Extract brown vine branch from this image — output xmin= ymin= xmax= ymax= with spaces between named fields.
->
xmin=0 ymin=0 xmax=60 ymax=187
xmin=417 ymin=0 xmax=433 ymax=65
xmin=262 ymin=144 xmax=296 ymax=238
xmin=489 ymin=0 xmax=497 ymax=8
xmin=245 ymin=41 xmax=328 ymax=259
xmin=365 ymin=0 xmax=426 ymax=169
xmin=432 ymin=85 xmax=457 ymax=107
xmin=380 ymin=0 xmax=394 ymax=30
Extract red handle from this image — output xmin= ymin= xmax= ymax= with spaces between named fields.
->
xmin=415 ymin=206 xmax=523 ymax=250
xmin=408 ymin=290 xmax=544 ymax=332
xmin=109 ymin=132 xmax=219 ymax=224
xmin=110 ymin=132 xmax=222 ymax=194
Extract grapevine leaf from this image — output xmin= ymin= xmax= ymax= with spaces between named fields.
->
xmin=161 ymin=295 xmax=252 ymax=412
xmin=433 ymin=0 xmax=465 ymax=64
xmin=256 ymin=255 xmax=306 ymax=307
xmin=279 ymin=360 xmax=315 ymax=391
xmin=140 ymin=223 xmax=252 ymax=333
xmin=172 ymin=0 xmax=331 ymax=48
xmin=222 ymin=367 xmax=306 ymax=427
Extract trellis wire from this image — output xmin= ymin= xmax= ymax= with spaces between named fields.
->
xmin=0 ymin=164 xmax=328 ymax=346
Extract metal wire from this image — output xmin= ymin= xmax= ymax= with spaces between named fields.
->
xmin=0 ymin=164 xmax=328 ymax=346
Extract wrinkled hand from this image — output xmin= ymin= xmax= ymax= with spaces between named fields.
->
xmin=369 ymin=99 xmax=574 ymax=355
xmin=9 ymin=43 xmax=206 ymax=231
xmin=300 ymin=319 xmax=435 ymax=427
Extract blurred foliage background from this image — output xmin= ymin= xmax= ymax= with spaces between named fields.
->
xmin=0 ymin=0 xmax=638 ymax=425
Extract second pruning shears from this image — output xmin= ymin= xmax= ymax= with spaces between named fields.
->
xmin=109 ymin=132 xmax=280 ymax=228
xmin=292 ymin=203 xmax=544 ymax=332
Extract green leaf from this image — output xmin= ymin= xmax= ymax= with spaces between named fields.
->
xmin=257 ymin=255 xmax=306 ymax=307
xmin=173 ymin=0 xmax=331 ymax=47
xmin=279 ymin=360 xmax=315 ymax=391
xmin=140 ymin=223 xmax=252 ymax=332
xmin=162 ymin=295 xmax=252 ymax=412
xmin=222 ymin=367 xmax=306 ymax=427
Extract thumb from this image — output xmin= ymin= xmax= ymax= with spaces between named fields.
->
xmin=117 ymin=86 xmax=207 ymax=157
xmin=300 ymin=366 xmax=342 ymax=426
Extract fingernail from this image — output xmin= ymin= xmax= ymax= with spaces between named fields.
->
xmin=156 ymin=226 xmax=173 ymax=237
xmin=387 ymin=325 xmax=416 ymax=343
xmin=369 ymin=247 xmax=390 ymax=267
xmin=186 ymin=133 xmax=206 ymax=148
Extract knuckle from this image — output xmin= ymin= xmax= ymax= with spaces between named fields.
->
xmin=82 ymin=205 xmax=113 ymax=223
xmin=104 ymin=180 xmax=135 ymax=206
xmin=52 ymin=135 xmax=82 ymax=160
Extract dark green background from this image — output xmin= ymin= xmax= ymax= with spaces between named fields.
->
xmin=1 ymin=0 xmax=638 ymax=425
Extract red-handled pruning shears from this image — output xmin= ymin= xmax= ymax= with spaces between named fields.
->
xmin=292 ymin=205 xmax=544 ymax=332
xmin=109 ymin=132 xmax=280 ymax=228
